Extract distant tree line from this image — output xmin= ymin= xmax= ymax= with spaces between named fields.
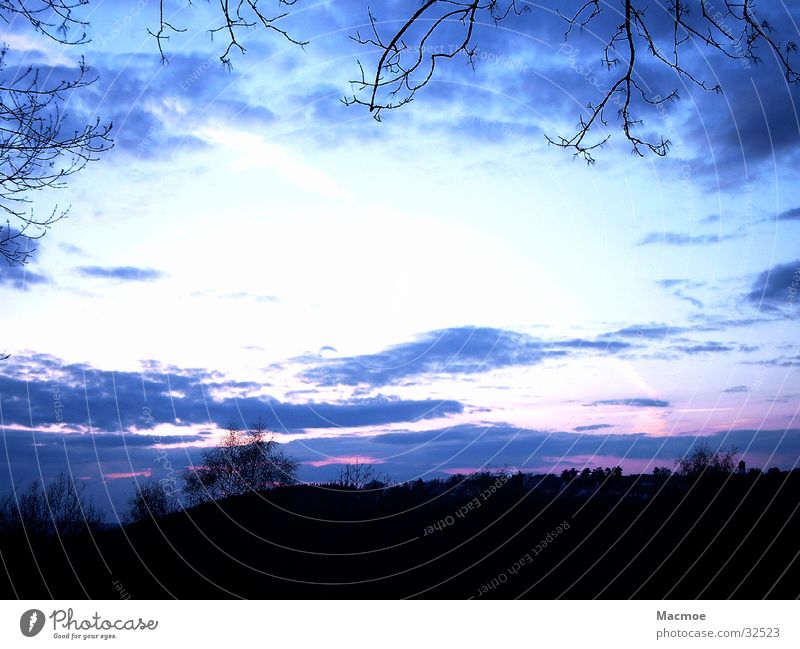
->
xmin=0 ymin=429 xmax=784 ymax=535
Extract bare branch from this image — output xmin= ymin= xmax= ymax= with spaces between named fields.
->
xmin=343 ymin=1 xmax=528 ymax=119
xmin=346 ymin=0 xmax=798 ymax=161
xmin=155 ymin=0 xmax=308 ymax=66
xmin=0 ymin=0 xmax=89 ymax=45
xmin=0 ymin=48 xmax=113 ymax=244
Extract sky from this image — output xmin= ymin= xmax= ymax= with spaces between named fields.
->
xmin=1 ymin=0 xmax=799 ymax=513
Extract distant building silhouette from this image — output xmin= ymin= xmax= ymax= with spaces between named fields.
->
xmin=738 ymin=460 xmax=746 ymax=475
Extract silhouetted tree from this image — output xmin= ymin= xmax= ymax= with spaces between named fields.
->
xmin=125 ymin=479 xmax=177 ymax=523
xmin=182 ymin=421 xmax=299 ymax=506
xmin=335 ymin=460 xmax=388 ymax=491
xmin=676 ymin=441 xmax=737 ymax=478
xmin=0 ymin=472 xmax=104 ymax=538
xmin=590 ymin=467 xmax=607 ymax=482
xmin=561 ymin=468 xmax=579 ymax=482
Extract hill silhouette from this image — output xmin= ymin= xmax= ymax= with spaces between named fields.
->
xmin=2 ymin=468 xmax=799 ymax=599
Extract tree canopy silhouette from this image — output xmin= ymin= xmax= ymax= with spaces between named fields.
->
xmin=125 ymin=479 xmax=178 ymax=524
xmin=181 ymin=422 xmax=299 ymax=506
xmin=0 ymin=472 xmax=104 ymax=538
xmin=675 ymin=440 xmax=738 ymax=477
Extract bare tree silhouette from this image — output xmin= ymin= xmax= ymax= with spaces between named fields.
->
xmin=335 ymin=460 xmax=389 ymax=491
xmin=0 ymin=54 xmax=112 ymax=258
xmin=0 ymin=1 xmax=112 ymax=268
xmin=182 ymin=421 xmax=299 ymax=506
xmin=676 ymin=440 xmax=738 ymax=477
xmin=125 ymin=479 xmax=177 ymax=524
xmin=0 ymin=472 xmax=104 ymax=538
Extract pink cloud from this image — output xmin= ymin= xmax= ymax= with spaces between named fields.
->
xmin=103 ymin=470 xmax=152 ymax=481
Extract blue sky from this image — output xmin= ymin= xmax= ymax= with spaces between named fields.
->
xmin=1 ymin=1 xmax=799 ymax=511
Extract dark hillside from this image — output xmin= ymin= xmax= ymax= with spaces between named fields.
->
xmin=2 ymin=470 xmax=799 ymax=599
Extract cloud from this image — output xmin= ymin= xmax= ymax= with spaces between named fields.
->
xmin=745 ymin=354 xmax=800 ymax=369
xmin=746 ymin=260 xmax=800 ymax=310
xmin=80 ymin=52 xmax=273 ymax=156
xmin=777 ymin=207 xmax=800 ymax=221
xmin=58 ymin=242 xmax=86 ymax=255
xmin=656 ymin=280 xmax=681 ymax=288
xmin=672 ymin=15 xmax=800 ymax=183
xmin=604 ymin=323 xmax=681 ymax=340
xmin=604 ymin=313 xmax=769 ymax=343
xmin=722 ymin=385 xmax=749 ymax=393
xmin=220 ymin=291 xmax=279 ymax=303
xmin=300 ymin=326 xmax=631 ymax=387
xmin=196 ymin=127 xmax=349 ymax=199
xmin=0 ymin=265 xmax=50 ymax=291
xmin=75 ymin=266 xmax=165 ymax=281
xmin=656 ymin=278 xmax=705 ymax=309
xmin=637 ymin=232 xmax=739 ymax=246
xmin=678 ymin=296 xmax=704 ymax=309
xmin=0 ymin=228 xmax=51 ymax=290
xmin=573 ymin=424 xmax=612 ymax=431
xmin=0 ymin=354 xmax=463 ymax=434
xmin=0 ymin=48 xmax=277 ymax=163
xmin=588 ymin=398 xmax=670 ymax=408
xmin=259 ymin=398 xmax=463 ymax=430
xmin=674 ymin=342 xmax=734 ymax=355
